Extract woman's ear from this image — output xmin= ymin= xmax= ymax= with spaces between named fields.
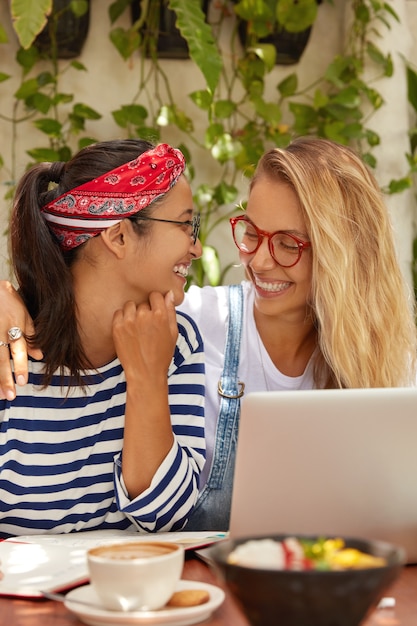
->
xmin=100 ymin=221 xmax=129 ymax=259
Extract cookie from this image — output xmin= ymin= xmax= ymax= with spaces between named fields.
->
xmin=166 ymin=588 xmax=210 ymax=607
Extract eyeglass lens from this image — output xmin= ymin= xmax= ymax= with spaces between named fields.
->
xmin=232 ymin=219 xmax=302 ymax=267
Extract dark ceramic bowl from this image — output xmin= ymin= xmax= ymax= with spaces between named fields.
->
xmin=204 ymin=535 xmax=405 ymax=626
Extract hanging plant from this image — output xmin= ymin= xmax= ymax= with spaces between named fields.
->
xmin=233 ymin=0 xmax=321 ymax=65
xmin=34 ymin=0 xmax=90 ymax=59
xmin=130 ymin=0 xmax=210 ymax=59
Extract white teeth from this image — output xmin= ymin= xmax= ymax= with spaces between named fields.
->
xmin=256 ymin=279 xmax=291 ymax=292
xmin=174 ymin=265 xmax=189 ymax=277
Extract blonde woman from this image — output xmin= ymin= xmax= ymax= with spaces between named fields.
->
xmin=1 ymin=137 xmax=416 ymax=531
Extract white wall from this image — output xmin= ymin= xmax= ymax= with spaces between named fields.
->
xmin=0 ymin=0 xmax=416 ymax=286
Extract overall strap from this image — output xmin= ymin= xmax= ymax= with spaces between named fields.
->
xmin=209 ymin=284 xmax=244 ymax=489
xmin=217 ymin=284 xmax=245 ymax=399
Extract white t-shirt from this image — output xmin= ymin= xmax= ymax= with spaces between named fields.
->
xmin=179 ymin=281 xmax=315 ymax=487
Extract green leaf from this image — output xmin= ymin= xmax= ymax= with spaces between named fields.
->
xmin=112 ymin=104 xmax=148 ymax=128
xmin=30 ymin=92 xmax=52 ymax=114
xmin=78 ymin=137 xmax=98 ymax=150
xmin=386 ymin=177 xmax=412 ymax=194
xmin=248 ymin=43 xmax=276 ymax=71
xmin=72 ymin=103 xmax=102 ymax=120
xmin=33 ymin=117 xmax=62 ymax=136
xmin=214 ymin=100 xmax=236 ymax=119
xmin=277 ymin=73 xmax=298 ymax=97
xmin=322 ymin=120 xmax=351 ymax=143
xmin=189 ymin=89 xmax=213 ymax=111
xmin=0 ymin=73 xmax=11 ymax=83
xmin=16 ymin=45 xmax=40 ymax=74
xmin=324 ymin=55 xmax=357 ymax=89
xmin=213 ymin=181 xmax=238 ymax=205
xmin=362 ymin=152 xmax=377 ymax=169
xmin=365 ymin=129 xmax=380 ymax=147
xmin=11 ymin=0 xmax=52 ymax=49
xmin=233 ymin=0 xmax=273 ymax=23
xmin=26 ymin=147 xmax=61 ymax=162
xmin=276 ymin=0 xmax=318 ymax=32
xmin=382 ymin=2 xmax=400 ymax=23
xmin=156 ymin=104 xmax=193 ymax=132
xmin=205 ymin=123 xmax=225 ymax=148
xmin=363 ymin=86 xmax=384 ymax=109
xmin=289 ymin=102 xmax=317 ymax=133
xmin=366 ymin=42 xmax=386 ymax=67
xmin=331 ymin=86 xmax=361 ymax=109
xmin=70 ymin=60 xmax=87 ymax=71
xmin=201 ymin=245 xmax=221 ymax=286
xmin=354 ymin=1 xmax=370 ymax=23
xmin=109 ymin=0 xmax=132 ymax=24
xmin=407 ymin=66 xmax=417 ymax=112
xmin=168 ymin=0 xmax=222 ymax=94
xmin=53 ymin=93 xmax=74 ymax=105
xmin=69 ymin=112 xmax=86 ymax=133
xmin=110 ymin=27 xmax=141 ymax=60
xmin=253 ymin=98 xmax=282 ymax=124
xmin=171 ymin=107 xmax=194 ymax=132
xmin=14 ymin=78 xmax=39 ymax=100
xmin=313 ymin=89 xmax=328 ymax=109
xmin=69 ymin=0 xmax=89 ymax=18
xmin=0 ymin=24 xmax=8 ymax=44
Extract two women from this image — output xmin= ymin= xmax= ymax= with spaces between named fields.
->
xmin=1 ymin=137 xmax=416 ymax=532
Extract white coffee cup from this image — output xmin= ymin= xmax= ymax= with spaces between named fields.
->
xmin=87 ymin=540 xmax=184 ymax=612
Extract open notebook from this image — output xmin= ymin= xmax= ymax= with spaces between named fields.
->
xmin=229 ymin=388 xmax=417 ymax=563
xmin=0 ymin=530 xmax=227 ymax=597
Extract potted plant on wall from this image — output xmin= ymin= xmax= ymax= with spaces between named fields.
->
xmin=34 ymin=0 xmax=90 ymax=59
xmin=232 ymin=0 xmax=322 ymax=65
xmin=130 ymin=0 xmax=210 ymax=59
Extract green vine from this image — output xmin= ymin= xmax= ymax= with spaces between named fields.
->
xmin=0 ymin=0 xmax=412 ymax=287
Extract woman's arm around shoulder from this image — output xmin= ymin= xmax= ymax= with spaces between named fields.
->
xmin=0 ymin=280 xmax=42 ymax=400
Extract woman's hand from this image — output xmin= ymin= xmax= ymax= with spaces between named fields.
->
xmin=112 ymin=290 xmax=178 ymax=385
xmin=0 ymin=281 xmax=43 ymax=400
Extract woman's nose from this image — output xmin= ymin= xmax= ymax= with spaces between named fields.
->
xmin=191 ymin=237 xmax=203 ymax=260
xmin=249 ymin=236 xmax=276 ymax=269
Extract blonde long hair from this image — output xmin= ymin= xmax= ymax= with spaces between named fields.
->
xmin=251 ymin=137 xmax=417 ymax=388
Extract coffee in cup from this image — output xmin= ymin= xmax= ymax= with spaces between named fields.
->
xmin=87 ymin=541 xmax=184 ymax=611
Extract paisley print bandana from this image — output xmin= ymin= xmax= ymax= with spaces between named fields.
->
xmin=41 ymin=143 xmax=186 ymax=251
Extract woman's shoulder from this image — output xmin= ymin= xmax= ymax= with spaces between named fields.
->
xmin=180 ymin=281 xmax=252 ymax=322
xmin=176 ymin=309 xmax=203 ymax=347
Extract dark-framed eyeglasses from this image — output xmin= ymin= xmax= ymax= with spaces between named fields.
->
xmin=133 ymin=213 xmax=201 ymax=244
xmin=230 ymin=215 xmax=311 ymax=268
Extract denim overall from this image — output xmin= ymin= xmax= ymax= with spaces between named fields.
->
xmin=184 ymin=284 xmax=244 ymax=531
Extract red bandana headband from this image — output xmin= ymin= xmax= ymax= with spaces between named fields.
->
xmin=41 ymin=143 xmax=186 ymax=251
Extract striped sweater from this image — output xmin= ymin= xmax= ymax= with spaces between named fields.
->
xmin=0 ymin=312 xmax=205 ymax=538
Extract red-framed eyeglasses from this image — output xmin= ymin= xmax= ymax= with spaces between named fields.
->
xmin=230 ymin=215 xmax=311 ymax=268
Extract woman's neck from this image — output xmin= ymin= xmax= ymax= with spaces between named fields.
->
xmin=254 ymin=307 xmax=317 ymax=377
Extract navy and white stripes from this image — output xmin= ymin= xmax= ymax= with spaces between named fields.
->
xmin=0 ymin=311 xmax=205 ymax=537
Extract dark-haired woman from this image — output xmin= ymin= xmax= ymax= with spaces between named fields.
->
xmin=0 ymin=140 xmax=205 ymax=537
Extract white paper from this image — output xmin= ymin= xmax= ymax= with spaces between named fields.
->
xmin=0 ymin=530 xmax=227 ymax=598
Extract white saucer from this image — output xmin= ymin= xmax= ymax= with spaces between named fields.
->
xmin=64 ymin=579 xmax=225 ymax=626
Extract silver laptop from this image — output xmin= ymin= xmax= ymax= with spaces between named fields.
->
xmin=229 ymin=388 xmax=417 ymax=563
